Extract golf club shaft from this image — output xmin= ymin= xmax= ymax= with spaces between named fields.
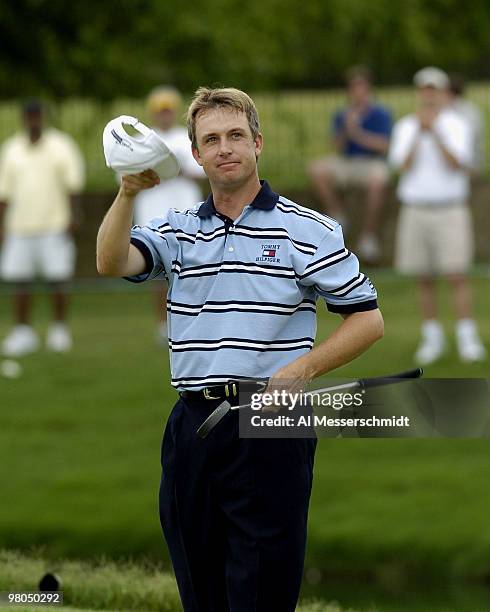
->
xmin=197 ymin=368 xmax=423 ymax=438
xmin=229 ymin=367 xmax=422 ymax=412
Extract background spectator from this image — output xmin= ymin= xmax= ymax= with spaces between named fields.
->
xmin=0 ymin=100 xmax=85 ymax=356
xmin=308 ymin=65 xmax=392 ymax=264
xmin=448 ymin=73 xmax=485 ymax=174
xmin=133 ymin=86 xmax=207 ymax=343
xmin=389 ymin=67 xmax=486 ymax=365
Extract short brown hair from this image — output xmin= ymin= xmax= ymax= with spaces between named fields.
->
xmin=187 ymin=87 xmax=260 ymax=148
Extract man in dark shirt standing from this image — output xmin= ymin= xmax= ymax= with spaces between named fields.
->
xmin=308 ymin=66 xmax=392 ymax=264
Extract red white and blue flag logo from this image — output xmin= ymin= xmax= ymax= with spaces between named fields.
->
xmin=262 ymin=248 xmax=276 ymax=258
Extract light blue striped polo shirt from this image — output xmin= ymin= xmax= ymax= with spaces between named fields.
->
xmin=126 ymin=180 xmax=378 ymax=390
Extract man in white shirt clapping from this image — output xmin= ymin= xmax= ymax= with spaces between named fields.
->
xmin=389 ymin=67 xmax=486 ymax=365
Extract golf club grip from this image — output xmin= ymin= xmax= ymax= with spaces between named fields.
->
xmin=358 ymin=367 xmax=423 ymax=390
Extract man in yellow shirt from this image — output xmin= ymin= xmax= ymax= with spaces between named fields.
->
xmin=0 ymin=100 xmax=85 ymax=356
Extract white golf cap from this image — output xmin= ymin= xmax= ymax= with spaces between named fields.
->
xmin=413 ymin=67 xmax=449 ymax=90
xmin=102 ymin=115 xmax=180 ymax=179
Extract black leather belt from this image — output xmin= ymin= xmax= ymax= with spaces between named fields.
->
xmin=180 ymin=382 xmax=241 ymax=402
xmin=180 ymin=379 xmax=267 ymax=402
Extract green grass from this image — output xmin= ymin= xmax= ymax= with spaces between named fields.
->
xmin=1 ymin=548 xmax=489 ymax=612
xmin=0 ymin=550 xmax=352 ymax=612
xmin=0 ymin=84 xmax=489 ymax=191
xmin=0 ymin=273 xmax=489 ymax=593
xmin=0 ymin=550 xmax=179 ymax=611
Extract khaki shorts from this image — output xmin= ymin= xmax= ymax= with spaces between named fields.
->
xmin=314 ymin=155 xmax=389 ymax=186
xmin=395 ymin=204 xmax=474 ymax=275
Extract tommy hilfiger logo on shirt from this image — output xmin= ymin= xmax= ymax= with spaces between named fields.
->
xmin=256 ymin=244 xmax=281 ymax=263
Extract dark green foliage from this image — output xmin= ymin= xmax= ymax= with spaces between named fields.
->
xmin=0 ymin=0 xmax=489 ymax=98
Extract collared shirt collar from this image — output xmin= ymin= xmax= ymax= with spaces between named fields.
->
xmin=197 ymin=180 xmax=279 ymax=218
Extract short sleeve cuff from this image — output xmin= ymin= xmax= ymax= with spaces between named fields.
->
xmin=326 ymin=299 xmax=378 ymax=314
xmin=123 ymin=237 xmax=154 ymax=284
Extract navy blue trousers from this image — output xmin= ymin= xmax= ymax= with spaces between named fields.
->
xmin=159 ymin=396 xmax=316 ymax=612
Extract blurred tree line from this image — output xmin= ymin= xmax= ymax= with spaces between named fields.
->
xmin=1 ymin=0 xmax=489 ymax=98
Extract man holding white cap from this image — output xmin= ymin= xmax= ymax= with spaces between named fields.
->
xmin=389 ymin=67 xmax=486 ymax=364
xmin=97 ymin=86 xmax=383 ymax=611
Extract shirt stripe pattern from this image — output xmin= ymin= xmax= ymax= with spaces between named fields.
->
xmin=169 ymin=336 xmax=315 ymax=352
xmin=276 ymin=199 xmax=337 ymax=231
xmin=126 ymin=181 xmax=378 ymax=390
xmin=150 ymin=223 xmax=316 ymax=255
xmin=167 ymin=298 xmax=316 ymax=316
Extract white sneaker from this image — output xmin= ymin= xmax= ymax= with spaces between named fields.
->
xmin=456 ymin=319 xmax=487 ymax=363
xmin=156 ymin=322 xmax=168 ymax=347
xmin=357 ymin=233 xmax=381 ymax=264
xmin=2 ymin=325 xmax=40 ymax=357
xmin=46 ymin=323 xmax=73 ymax=353
xmin=415 ymin=320 xmax=446 ymax=365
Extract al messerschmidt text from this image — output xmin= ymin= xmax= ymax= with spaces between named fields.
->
xmin=251 ymin=415 xmax=411 ymax=427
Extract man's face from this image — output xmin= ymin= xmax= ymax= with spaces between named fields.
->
xmin=152 ymin=108 xmax=176 ymax=131
xmin=23 ymin=110 xmax=43 ymax=137
xmin=347 ymin=77 xmax=371 ymax=106
xmin=417 ymin=86 xmax=446 ymax=108
xmin=192 ymin=108 xmax=262 ymax=189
